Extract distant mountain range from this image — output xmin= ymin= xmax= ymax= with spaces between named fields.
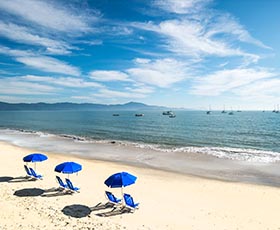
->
xmin=0 ymin=101 xmax=169 ymax=111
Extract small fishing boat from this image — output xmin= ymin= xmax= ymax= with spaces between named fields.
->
xmin=162 ymin=111 xmax=173 ymax=115
xmin=135 ymin=113 xmax=144 ymax=117
xmin=112 ymin=114 xmax=120 ymax=116
xmin=169 ymin=114 xmax=176 ymax=118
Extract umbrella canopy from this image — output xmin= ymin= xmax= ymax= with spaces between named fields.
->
xmin=104 ymin=172 xmax=137 ymax=188
xmin=23 ymin=153 xmax=48 ymax=163
xmin=54 ymin=162 xmax=82 ymax=174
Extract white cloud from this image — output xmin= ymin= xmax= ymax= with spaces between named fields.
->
xmin=191 ymin=68 xmax=276 ymax=96
xmin=0 ymin=22 xmax=71 ymax=54
xmin=233 ymin=78 xmax=280 ymax=98
xmin=16 ymin=56 xmax=81 ymax=76
xmin=127 ymin=58 xmax=189 ymax=87
xmin=23 ymin=75 xmax=103 ymax=88
xmin=0 ymin=46 xmax=81 ymax=76
xmin=89 ymin=70 xmax=131 ymax=82
xmin=93 ymin=88 xmax=147 ymax=99
xmin=154 ymin=0 xmax=211 ymax=14
xmin=134 ymin=58 xmax=151 ymax=64
xmin=126 ymin=86 xmax=155 ymax=94
xmin=131 ymin=1 xmax=269 ymax=66
xmin=206 ymin=14 xmax=271 ymax=50
xmin=133 ymin=19 xmax=259 ymax=61
xmin=0 ymin=77 xmax=57 ymax=95
xmin=0 ymin=45 xmax=32 ymax=57
xmin=0 ymin=0 xmax=94 ymax=33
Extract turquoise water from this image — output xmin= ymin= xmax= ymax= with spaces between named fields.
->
xmin=0 ymin=110 xmax=280 ymax=163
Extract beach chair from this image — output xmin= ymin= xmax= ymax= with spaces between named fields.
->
xmin=65 ymin=178 xmax=80 ymax=192
xmin=105 ymin=191 xmax=121 ymax=205
xmin=24 ymin=165 xmax=33 ymax=177
xmin=123 ymin=193 xmax=139 ymax=212
xmin=56 ymin=176 xmax=68 ymax=189
xmin=29 ymin=167 xmax=43 ymax=179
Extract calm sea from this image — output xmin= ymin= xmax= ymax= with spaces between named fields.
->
xmin=2 ymin=110 xmax=280 ymax=185
xmin=0 ymin=110 xmax=280 ymax=163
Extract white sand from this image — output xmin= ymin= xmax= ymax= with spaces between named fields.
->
xmin=1 ymin=141 xmax=280 ymax=230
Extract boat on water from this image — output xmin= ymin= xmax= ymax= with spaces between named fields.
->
xmin=135 ymin=113 xmax=144 ymax=117
xmin=228 ymin=111 xmax=234 ymax=115
xmin=169 ymin=114 xmax=176 ymax=118
xmin=112 ymin=114 xmax=120 ymax=116
xmin=162 ymin=111 xmax=173 ymax=115
xmin=206 ymin=105 xmax=211 ymax=115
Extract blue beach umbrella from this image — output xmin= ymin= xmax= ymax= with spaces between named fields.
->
xmin=104 ymin=172 xmax=137 ymax=197
xmin=23 ymin=153 xmax=48 ymax=170
xmin=54 ymin=161 xmax=82 ymax=178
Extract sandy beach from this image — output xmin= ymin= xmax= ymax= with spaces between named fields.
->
xmin=1 ymin=141 xmax=280 ymax=230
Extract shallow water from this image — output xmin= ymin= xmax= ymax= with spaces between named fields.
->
xmin=0 ymin=110 xmax=279 ymax=163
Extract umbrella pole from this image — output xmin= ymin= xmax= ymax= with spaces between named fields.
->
xmin=121 ymin=186 xmax=124 ymax=205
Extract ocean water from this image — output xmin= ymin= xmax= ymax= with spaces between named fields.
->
xmin=1 ymin=110 xmax=280 ymax=185
xmin=0 ymin=110 xmax=280 ymax=161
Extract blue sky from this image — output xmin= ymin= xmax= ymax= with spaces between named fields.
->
xmin=0 ymin=0 xmax=279 ymax=110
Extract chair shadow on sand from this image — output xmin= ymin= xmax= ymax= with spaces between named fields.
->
xmin=62 ymin=204 xmax=91 ymax=218
xmin=13 ymin=187 xmax=73 ymax=197
xmin=90 ymin=202 xmax=131 ymax=217
xmin=95 ymin=206 xmax=131 ymax=217
xmin=0 ymin=175 xmax=36 ymax=183
xmin=41 ymin=187 xmax=73 ymax=197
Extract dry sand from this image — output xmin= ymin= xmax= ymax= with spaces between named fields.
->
xmin=1 ymin=141 xmax=280 ymax=230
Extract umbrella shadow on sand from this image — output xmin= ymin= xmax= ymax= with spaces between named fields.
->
xmin=0 ymin=176 xmax=14 ymax=183
xmin=62 ymin=204 xmax=91 ymax=218
xmin=14 ymin=188 xmax=44 ymax=197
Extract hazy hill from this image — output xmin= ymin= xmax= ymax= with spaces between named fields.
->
xmin=0 ymin=101 xmax=168 ymax=111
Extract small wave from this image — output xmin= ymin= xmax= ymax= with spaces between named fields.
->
xmin=171 ymin=146 xmax=280 ymax=163
xmin=1 ymin=128 xmax=280 ymax=163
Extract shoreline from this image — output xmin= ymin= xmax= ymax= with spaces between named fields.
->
xmin=2 ymin=128 xmax=280 ymax=188
xmin=1 ymin=141 xmax=280 ymax=229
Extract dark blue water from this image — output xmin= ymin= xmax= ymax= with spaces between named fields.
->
xmin=0 ymin=110 xmax=280 ymax=163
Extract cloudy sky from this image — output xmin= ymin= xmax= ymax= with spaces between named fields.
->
xmin=0 ymin=0 xmax=279 ymax=110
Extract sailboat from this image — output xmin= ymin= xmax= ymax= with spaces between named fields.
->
xmin=276 ymin=104 xmax=280 ymax=113
xmin=228 ymin=107 xmax=234 ymax=115
xmin=206 ymin=105 xmax=211 ymax=115
xmin=272 ymin=105 xmax=276 ymax=112
xmin=221 ymin=105 xmax=227 ymax=113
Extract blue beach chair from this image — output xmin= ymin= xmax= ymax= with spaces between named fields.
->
xmin=56 ymin=176 xmax=68 ymax=189
xmin=65 ymin=178 xmax=80 ymax=192
xmin=24 ymin=165 xmax=32 ymax=177
xmin=29 ymin=167 xmax=43 ymax=179
xmin=105 ymin=191 xmax=121 ymax=205
xmin=123 ymin=193 xmax=139 ymax=211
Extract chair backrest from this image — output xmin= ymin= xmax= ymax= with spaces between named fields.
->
xmin=24 ymin=165 xmax=32 ymax=176
xmin=105 ymin=191 xmax=116 ymax=202
xmin=56 ymin=176 xmax=65 ymax=187
xmin=65 ymin=178 xmax=74 ymax=189
xmin=124 ymin=193 xmax=134 ymax=207
xmin=29 ymin=167 xmax=36 ymax=176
